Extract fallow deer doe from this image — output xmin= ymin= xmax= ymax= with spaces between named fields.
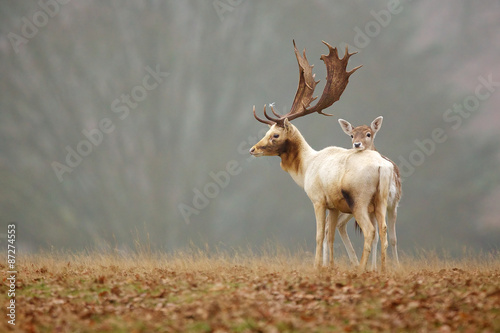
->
xmin=323 ymin=117 xmax=402 ymax=269
xmin=249 ymin=40 xmax=395 ymax=272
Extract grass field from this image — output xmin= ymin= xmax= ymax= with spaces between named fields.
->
xmin=1 ymin=248 xmax=500 ymax=332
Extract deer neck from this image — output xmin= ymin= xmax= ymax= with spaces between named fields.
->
xmin=279 ymin=129 xmax=315 ymax=188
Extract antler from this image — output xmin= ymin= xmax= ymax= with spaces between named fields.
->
xmin=306 ymin=41 xmax=362 ymax=115
xmin=253 ymin=40 xmax=362 ymax=127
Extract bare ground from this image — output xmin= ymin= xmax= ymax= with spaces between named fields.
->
xmin=1 ymin=249 xmax=500 ymax=332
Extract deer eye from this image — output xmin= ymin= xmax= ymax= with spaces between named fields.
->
xmin=366 ymin=133 xmax=371 ymax=137
xmin=273 ymin=134 xmax=280 ymax=138
xmin=350 ymin=135 xmax=353 ymax=138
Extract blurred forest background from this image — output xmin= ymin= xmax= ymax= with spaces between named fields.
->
xmin=1 ymin=1 xmax=499 ymax=257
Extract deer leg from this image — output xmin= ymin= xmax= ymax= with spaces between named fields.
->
xmin=322 ymin=214 xmax=329 ymax=267
xmin=354 ymin=209 xmax=375 ymax=273
xmin=369 ymin=214 xmax=379 ymax=271
xmin=375 ymin=206 xmax=388 ymax=273
xmin=387 ymin=206 xmax=399 ymax=267
xmin=337 ymin=213 xmax=359 ymax=266
xmin=313 ymin=203 xmax=327 ymax=268
xmin=327 ymin=209 xmax=339 ymax=267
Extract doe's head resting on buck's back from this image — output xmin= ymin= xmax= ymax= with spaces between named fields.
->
xmin=249 ymin=39 xmax=362 ymax=156
xmin=338 ymin=116 xmax=383 ymax=151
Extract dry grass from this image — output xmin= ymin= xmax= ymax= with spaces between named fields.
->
xmin=2 ymin=246 xmax=500 ymax=332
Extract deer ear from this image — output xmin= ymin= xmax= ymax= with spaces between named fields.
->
xmin=338 ymin=119 xmax=353 ymax=136
xmin=283 ymin=118 xmax=292 ymax=131
xmin=371 ymin=116 xmax=383 ymax=134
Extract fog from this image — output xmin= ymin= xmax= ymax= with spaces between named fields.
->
xmin=1 ymin=1 xmax=499 ymax=257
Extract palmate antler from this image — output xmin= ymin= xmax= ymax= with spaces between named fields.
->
xmin=253 ymin=40 xmax=362 ymax=126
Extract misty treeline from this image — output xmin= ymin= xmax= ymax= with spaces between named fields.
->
xmin=1 ymin=1 xmax=499 ymax=255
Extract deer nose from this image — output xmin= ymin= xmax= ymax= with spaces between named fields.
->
xmin=249 ymin=147 xmax=256 ymax=154
xmin=354 ymin=143 xmax=361 ymax=148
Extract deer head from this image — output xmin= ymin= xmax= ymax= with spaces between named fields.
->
xmin=248 ymin=118 xmax=295 ymax=157
xmin=250 ymin=40 xmax=361 ymax=156
xmin=338 ymin=116 xmax=383 ymax=151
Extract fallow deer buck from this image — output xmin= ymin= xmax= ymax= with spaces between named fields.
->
xmin=322 ymin=117 xmax=402 ymax=269
xmin=249 ymin=40 xmax=394 ymax=272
